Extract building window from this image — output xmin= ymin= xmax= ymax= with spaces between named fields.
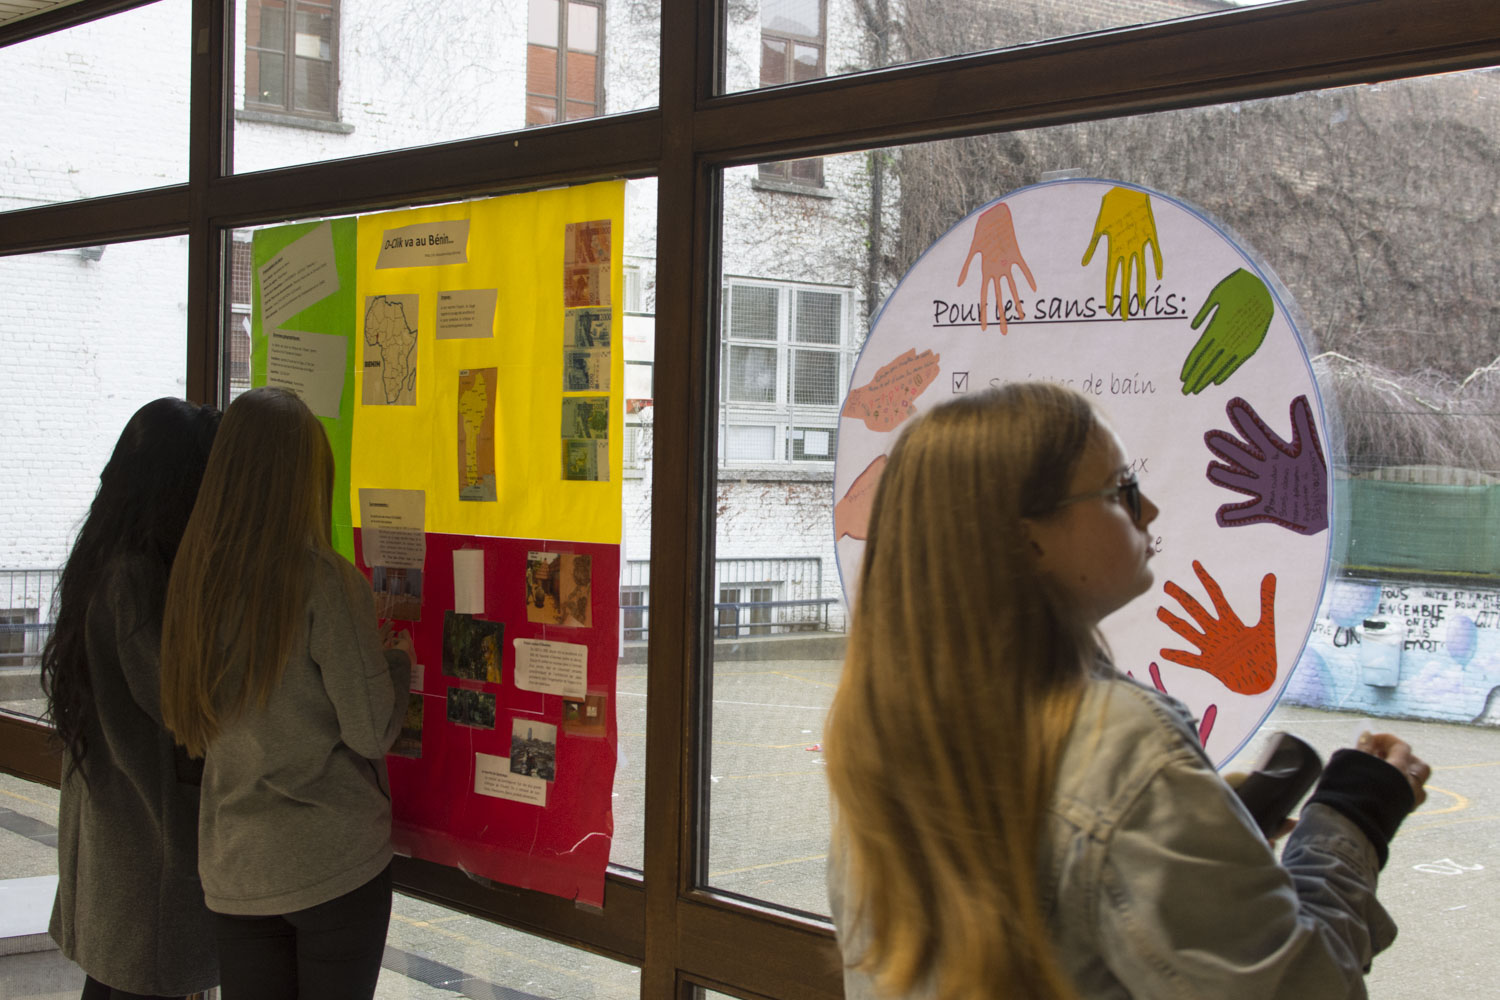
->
xmin=245 ymin=0 xmax=339 ymax=119
xmin=720 ymin=279 xmax=849 ymax=466
xmin=716 ymin=584 xmax=779 ymax=638
xmin=0 ymin=609 xmax=39 ymax=668
xmin=527 ymin=0 xmax=604 ymax=125
xmin=758 ymin=0 xmax=825 ymax=187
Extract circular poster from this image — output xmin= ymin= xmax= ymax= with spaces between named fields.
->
xmin=833 ymin=179 xmax=1331 ymax=765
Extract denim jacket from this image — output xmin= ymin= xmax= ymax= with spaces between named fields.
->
xmin=829 ymin=673 xmax=1397 ymax=999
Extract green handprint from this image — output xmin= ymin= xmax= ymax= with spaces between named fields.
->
xmin=1179 ymin=269 xmax=1274 ymax=395
xmin=1081 ymin=186 xmax=1163 ymax=320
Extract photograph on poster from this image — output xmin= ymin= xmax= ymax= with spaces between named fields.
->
xmin=446 ymin=687 xmax=497 ymax=730
xmin=525 ymin=551 xmax=561 ymax=624
xmin=558 ymin=553 xmax=592 ymax=628
xmin=563 ymin=348 xmax=610 ymax=392
xmin=457 ymin=367 xmax=498 ymax=502
xmin=562 ymin=693 xmax=608 ymax=738
xmin=361 ymin=293 xmax=419 ymax=405
xmin=509 ymin=719 xmax=558 ymax=781
xmin=565 ymin=307 xmax=611 ymax=348
xmin=391 ymin=693 xmax=425 ymax=758
xmin=565 ymin=220 xmax=611 ymax=267
xmin=441 ymin=611 xmax=504 ymax=683
xmin=562 ymin=397 xmax=609 ymax=440
xmin=563 ymin=439 xmax=608 ymax=482
xmin=372 ymin=565 xmax=423 ymax=621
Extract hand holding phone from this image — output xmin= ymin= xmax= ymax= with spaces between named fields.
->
xmin=1233 ymin=732 xmax=1323 ymax=840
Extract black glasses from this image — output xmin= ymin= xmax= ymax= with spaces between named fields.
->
xmin=1053 ymin=473 xmax=1143 ymax=523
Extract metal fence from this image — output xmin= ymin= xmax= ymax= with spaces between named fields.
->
xmin=1 ymin=569 xmax=59 ymax=670
xmin=620 ymin=556 xmax=841 ymax=642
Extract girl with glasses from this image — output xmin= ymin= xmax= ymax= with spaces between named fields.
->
xmin=825 ymin=382 xmax=1429 ymax=1000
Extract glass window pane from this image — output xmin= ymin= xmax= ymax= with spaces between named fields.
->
xmin=566 ymin=51 xmax=599 ymax=101
xmin=249 ymin=0 xmax=287 ymax=50
xmin=293 ymin=55 xmax=334 ymax=113
xmin=795 ymin=289 xmax=841 ymax=343
xmin=0 ymin=239 xmax=189 ymax=722
xmin=568 ymin=1 xmax=600 ymax=53
xmin=382 ymin=897 xmax=642 ymax=997
xmin=294 ymin=8 xmax=333 ymax=60
xmin=234 ymin=1 xmax=657 ymax=173
xmin=725 ymin=424 xmax=778 ymax=462
xmin=791 ymin=42 xmax=821 ymax=82
xmin=724 ymin=0 xmax=1234 ymax=94
xmin=760 ymin=36 xmax=788 ymax=87
xmin=0 ymin=1 xmax=191 ymax=207
xmin=707 ymin=69 xmax=1500 ymax=930
xmin=529 ymin=0 xmax=559 ymax=46
xmin=729 ymin=285 xmax=779 ymax=340
xmin=729 ymin=346 xmax=779 ymax=402
xmin=253 ymin=50 xmax=287 ymax=106
xmin=791 ymin=348 xmax=839 ymax=406
xmin=760 ymin=0 xmax=821 ymax=37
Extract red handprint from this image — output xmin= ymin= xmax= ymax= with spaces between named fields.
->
xmin=957 ymin=203 xmax=1036 ymax=334
xmin=1157 ymin=560 xmax=1278 ymax=695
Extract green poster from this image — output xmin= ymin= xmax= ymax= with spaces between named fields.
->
xmin=250 ymin=217 xmax=359 ymax=560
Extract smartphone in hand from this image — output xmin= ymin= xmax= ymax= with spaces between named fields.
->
xmin=1234 ymin=732 xmax=1323 ymax=839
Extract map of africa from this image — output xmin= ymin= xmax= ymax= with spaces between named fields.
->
xmin=362 ymin=294 xmax=418 ymax=405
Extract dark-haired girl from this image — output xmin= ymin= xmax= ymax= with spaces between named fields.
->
xmin=44 ymin=397 xmax=221 ymax=1000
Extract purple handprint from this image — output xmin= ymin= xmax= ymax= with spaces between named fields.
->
xmin=1204 ymin=395 xmax=1328 ymax=535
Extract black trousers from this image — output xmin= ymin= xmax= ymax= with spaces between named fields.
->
xmin=80 ymin=977 xmax=188 ymax=1000
xmin=211 ymin=863 xmax=392 ymax=1000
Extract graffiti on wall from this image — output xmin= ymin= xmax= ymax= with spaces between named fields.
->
xmin=1286 ymin=578 xmax=1500 ymax=723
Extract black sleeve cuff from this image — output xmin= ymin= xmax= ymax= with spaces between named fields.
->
xmin=1305 ymin=748 xmax=1416 ymax=868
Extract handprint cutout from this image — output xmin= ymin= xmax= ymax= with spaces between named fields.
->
xmin=1081 ymin=187 xmax=1163 ymax=319
xmin=1180 ymin=269 xmax=1274 ymax=394
xmin=1158 ymin=560 xmax=1278 ymax=696
xmin=1128 ymin=660 xmax=1219 ymax=748
xmin=957 ymin=203 xmax=1036 ymax=334
xmin=834 ymin=454 xmax=887 ymax=541
xmin=1205 ymin=395 xmax=1328 ymax=535
xmin=842 ymin=349 xmax=941 ymax=431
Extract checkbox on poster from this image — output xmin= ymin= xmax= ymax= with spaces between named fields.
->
xmin=952 ymin=371 xmax=969 ymax=393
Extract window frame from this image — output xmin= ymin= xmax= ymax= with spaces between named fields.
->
xmin=3 ymin=3 xmax=1500 ymax=999
xmin=243 ymin=0 xmax=341 ymax=121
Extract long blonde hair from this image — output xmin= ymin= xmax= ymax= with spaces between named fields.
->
xmin=825 ymin=383 xmax=1103 ymax=1000
xmin=161 ymin=387 xmax=336 ymax=757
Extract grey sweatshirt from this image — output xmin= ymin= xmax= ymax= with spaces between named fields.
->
xmin=198 ymin=547 xmax=411 ymax=916
xmin=50 ymin=553 xmax=218 ymax=995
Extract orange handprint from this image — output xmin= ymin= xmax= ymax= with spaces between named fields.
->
xmin=842 ymin=348 xmax=941 ymax=431
xmin=834 ymin=454 xmax=887 ymax=541
xmin=1157 ymin=560 xmax=1277 ymax=695
xmin=957 ymin=203 xmax=1036 ymax=334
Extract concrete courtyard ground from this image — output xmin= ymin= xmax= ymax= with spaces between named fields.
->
xmin=2 ymin=656 xmax=1497 ymax=998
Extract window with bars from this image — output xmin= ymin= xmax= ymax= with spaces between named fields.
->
xmin=720 ymin=279 xmax=849 ymax=465
xmin=526 ymin=0 xmax=604 ymax=125
xmin=245 ymin=0 xmax=339 ymax=119
xmin=758 ymin=0 xmax=825 ymax=187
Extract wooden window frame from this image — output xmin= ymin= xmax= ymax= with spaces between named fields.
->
xmin=4 ymin=2 xmax=1500 ymax=998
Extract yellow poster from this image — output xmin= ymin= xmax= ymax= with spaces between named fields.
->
xmin=350 ymin=182 xmax=625 ymax=543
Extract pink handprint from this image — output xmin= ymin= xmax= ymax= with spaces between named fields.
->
xmin=957 ymin=203 xmax=1036 ymax=334
xmin=1128 ymin=660 xmax=1218 ymax=748
xmin=1158 ymin=560 xmax=1278 ymax=696
xmin=1205 ymin=395 xmax=1328 ymax=535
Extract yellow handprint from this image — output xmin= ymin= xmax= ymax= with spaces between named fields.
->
xmin=1081 ymin=187 xmax=1164 ymax=319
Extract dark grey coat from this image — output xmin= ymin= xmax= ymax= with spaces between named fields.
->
xmin=49 ymin=553 xmax=218 ymax=996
